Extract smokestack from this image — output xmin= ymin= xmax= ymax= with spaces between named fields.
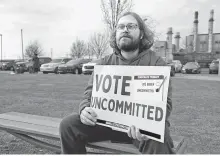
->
xmin=193 ymin=11 xmax=199 ymax=52
xmin=174 ymin=32 xmax=181 ymax=52
xmin=166 ymin=27 xmax=173 ymax=62
xmin=208 ymin=9 xmax=214 ymax=53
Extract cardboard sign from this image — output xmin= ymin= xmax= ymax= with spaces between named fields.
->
xmin=91 ymin=65 xmax=171 ymax=143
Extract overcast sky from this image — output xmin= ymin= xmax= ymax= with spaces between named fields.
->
xmin=0 ymin=0 xmax=219 ymax=59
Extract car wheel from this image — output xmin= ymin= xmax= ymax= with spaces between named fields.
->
xmin=43 ymin=71 xmax=48 ymax=74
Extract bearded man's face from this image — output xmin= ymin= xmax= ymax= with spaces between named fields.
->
xmin=116 ymin=15 xmax=141 ymax=52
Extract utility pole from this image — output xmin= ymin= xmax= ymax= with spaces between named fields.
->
xmin=0 ymin=34 xmax=2 ymax=62
xmin=51 ymin=48 xmax=53 ymax=58
xmin=21 ymin=29 xmax=24 ymax=61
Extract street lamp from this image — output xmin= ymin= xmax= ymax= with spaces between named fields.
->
xmin=0 ymin=34 xmax=2 ymax=63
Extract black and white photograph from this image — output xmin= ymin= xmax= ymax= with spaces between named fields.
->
xmin=0 ymin=0 xmax=220 ymax=154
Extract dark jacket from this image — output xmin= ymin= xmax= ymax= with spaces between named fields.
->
xmin=32 ymin=56 xmax=39 ymax=68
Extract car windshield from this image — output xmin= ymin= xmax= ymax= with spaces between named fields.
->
xmin=184 ymin=63 xmax=197 ymax=68
xmin=82 ymin=59 xmax=91 ymax=63
xmin=66 ymin=59 xmax=80 ymax=65
xmin=50 ymin=59 xmax=62 ymax=63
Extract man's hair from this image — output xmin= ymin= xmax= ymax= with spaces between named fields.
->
xmin=110 ymin=12 xmax=154 ymax=53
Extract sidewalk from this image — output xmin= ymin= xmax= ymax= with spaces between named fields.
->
xmin=0 ymin=71 xmax=43 ymax=74
xmin=0 ymin=71 xmax=11 ymax=74
xmin=174 ymin=74 xmax=220 ymax=81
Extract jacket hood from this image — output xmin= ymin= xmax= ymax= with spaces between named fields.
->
xmin=114 ymin=49 xmax=152 ymax=64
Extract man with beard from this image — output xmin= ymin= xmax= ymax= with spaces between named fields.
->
xmin=59 ymin=12 xmax=174 ymax=154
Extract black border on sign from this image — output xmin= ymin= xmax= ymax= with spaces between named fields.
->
xmin=97 ymin=119 xmax=161 ymax=139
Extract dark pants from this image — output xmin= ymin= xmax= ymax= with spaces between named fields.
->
xmin=59 ymin=113 xmax=174 ymax=154
xmin=34 ymin=67 xmax=38 ymax=73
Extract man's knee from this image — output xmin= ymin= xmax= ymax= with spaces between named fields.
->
xmin=59 ymin=113 xmax=80 ymax=134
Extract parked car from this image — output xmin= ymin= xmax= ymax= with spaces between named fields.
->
xmin=27 ymin=57 xmax=52 ymax=73
xmin=209 ymin=59 xmax=219 ymax=74
xmin=13 ymin=62 xmax=28 ymax=73
xmin=171 ymin=60 xmax=182 ymax=72
xmin=1 ymin=61 xmax=15 ymax=71
xmin=2 ymin=60 xmax=26 ymax=71
xmin=58 ymin=58 xmax=91 ymax=74
xmin=40 ymin=58 xmax=71 ymax=74
xmin=82 ymin=59 xmax=102 ymax=75
xmin=167 ymin=63 xmax=175 ymax=77
xmin=181 ymin=62 xmax=201 ymax=74
xmin=0 ymin=62 xmax=3 ymax=70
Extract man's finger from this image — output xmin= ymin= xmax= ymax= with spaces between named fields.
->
xmin=136 ymin=128 xmax=142 ymax=141
xmin=81 ymin=117 xmax=86 ymax=125
xmin=130 ymin=125 xmax=137 ymax=139
xmin=81 ymin=109 xmax=96 ymax=123
xmin=141 ymin=134 xmax=149 ymax=141
xmin=81 ymin=114 xmax=95 ymax=126
xmin=127 ymin=127 xmax=132 ymax=138
xmin=81 ymin=113 xmax=95 ymax=125
xmin=86 ymin=107 xmax=97 ymax=117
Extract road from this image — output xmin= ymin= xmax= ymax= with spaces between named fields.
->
xmin=0 ymin=68 xmax=219 ymax=81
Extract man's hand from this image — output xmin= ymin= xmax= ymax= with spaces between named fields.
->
xmin=80 ymin=107 xmax=97 ymax=126
xmin=127 ymin=125 xmax=149 ymax=141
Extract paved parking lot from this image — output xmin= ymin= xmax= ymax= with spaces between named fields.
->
xmin=1 ymin=69 xmax=219 ymax=81
xmin=174 ymin=73 xmax=220 ymax=81
xmin=173 ymin=68 xmax=220 ymax=81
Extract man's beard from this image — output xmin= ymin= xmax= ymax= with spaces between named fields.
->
xmin=117 ymin=36 xmax=140 ymax=52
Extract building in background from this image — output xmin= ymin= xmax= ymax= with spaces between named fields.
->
xmin=186 ymin=10 xmax=220 ymax=54
xmin=153 ymin=9 xmax=220 ymax=66
xmin=153 ymin=28 xmax=181 ymax=63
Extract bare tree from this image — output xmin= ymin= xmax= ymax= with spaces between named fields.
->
xmin=70 ymin=39 xmax=87 ymax=59
xmin=142 ymin=15 xmax=162 ymax=41
xmin=101 ymin=0 xmax=133 ymax=31
xmin=86 ymin=44 xmax=94 ymax=59
xmin=25 ymin=40 xmax=43 ymax=58
xmin=89 ymin=32 xmax=109 ymax=59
